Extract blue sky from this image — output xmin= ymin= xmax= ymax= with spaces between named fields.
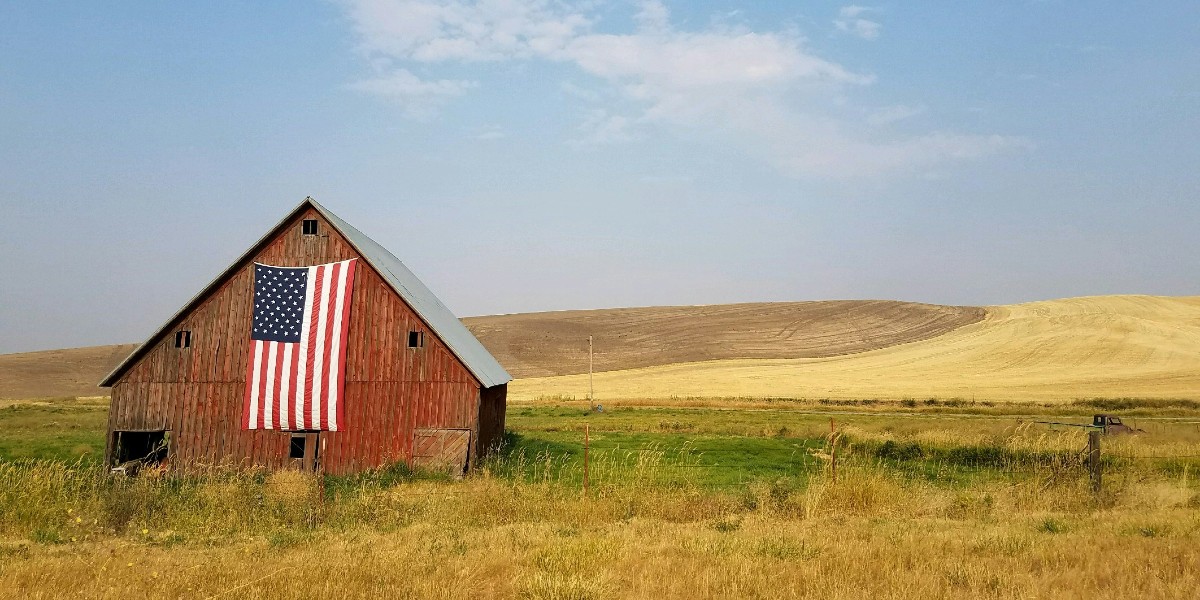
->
xmin=1 ymin=1 xmax=1198 ymax=353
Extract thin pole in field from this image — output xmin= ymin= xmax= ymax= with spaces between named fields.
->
xmin=584 ymin=423 xmax=590 ymax=495
xmin=588 ymin=335 xmax=594 ymax=411
xmin=830 ymin=418 xmax=837 ymax=484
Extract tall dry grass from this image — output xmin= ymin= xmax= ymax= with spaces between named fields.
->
xmin=1 ymin=432 xmax=1198 ymax=599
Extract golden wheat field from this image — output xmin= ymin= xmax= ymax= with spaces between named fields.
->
xmin=511 ymin=295 xmax=1200 ymax=403
xmin=2 ymin=453 xmax=1199 ymax=600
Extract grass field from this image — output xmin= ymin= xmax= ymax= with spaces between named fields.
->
xmin=3 ymin=396 xmax=1200 ymax=598
xmin=513 ymin=295 xmax=1200 ymax=403
xmin=0 ymin=398 xmax=109 ymax=463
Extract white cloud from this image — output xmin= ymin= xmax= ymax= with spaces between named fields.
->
xmin=633 ymin=0 xmax=670 ymax=34
xmin=342 ymin=0 xmax=590 ymax=61
xmin=866 ymin=104 xmax=926 ymax=126
xmin=559 ymin=81 xmax=604 ymax=102
xmin=564 ymin=31 xmax=871 ymax=90
xmin=771 ymin=129 xmax=1033 ymax=178
xmin=349 ymin=68 xmax=475 ymax=117
xmin=572 ymin=109 xmax=637 ymax=146
xmin=476 ymin=124 xmax=506 ymax=140
xmin=339 ymin=0 xmax=1026 ymax=178
xmin=834 ymin=5 xmax=881 ymax=41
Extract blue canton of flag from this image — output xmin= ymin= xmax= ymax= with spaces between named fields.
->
xmin=252 ymin=265 xmax=309 ymax=343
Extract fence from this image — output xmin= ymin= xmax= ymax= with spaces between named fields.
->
xmin=493 ymin=420 xmax=1200 ymax=495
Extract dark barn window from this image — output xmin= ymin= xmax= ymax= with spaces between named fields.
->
xmin=408 ymin=331 xmax=424 ymax=348
xmin=302 ymin=219 xmax=319 ymax=235
xmin=289 ymin=435 xmax=306 ymax=459
xmin=112 ymin=430 xmax=169 ymax=471
xmin=174 ymin=330 xmax=191 ymax=348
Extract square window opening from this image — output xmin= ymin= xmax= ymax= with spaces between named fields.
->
xmin=408 ymin=330 xmax=424 ymax=348
xmin=174 ymin=330 xmax=191 ymax=348
xmin=289 ymin=435 xmax=306 ymax=459
xmin=302 ymin=219 xmax=319 ymax=235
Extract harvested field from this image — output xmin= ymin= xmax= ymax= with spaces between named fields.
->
xmin=465 ymin=300 xmax=984 ymax=377
xmin=513 ymin=295 xmax=1200 ymax=403
xmin=0 ymin=344 xmax=137 ymax=399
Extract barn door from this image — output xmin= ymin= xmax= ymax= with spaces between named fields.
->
xmin=412 ymin=428 xmax=471 ymax=477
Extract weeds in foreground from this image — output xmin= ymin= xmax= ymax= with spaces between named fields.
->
xmin=1 ymin=445 xmax=1198 ymax=600
xmin=2 ymin=430 xmax=1196 ymax=546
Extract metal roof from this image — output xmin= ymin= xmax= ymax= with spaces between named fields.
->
xmin=100 ymin=197 xmax=511 ymax=388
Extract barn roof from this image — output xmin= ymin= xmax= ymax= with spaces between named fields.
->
xmin=100 ymin=197 xmax=512 ymax=388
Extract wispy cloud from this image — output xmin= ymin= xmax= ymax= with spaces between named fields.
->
xmin=867 ymin=104 xmax=926 ymax=126
xmin=834 ymin=5 xmax=881 ymax=41
xmin=349 ymin=68 xmax=474 ymax=117
xmin=340 ymin=0 xmax=1026 ymax=178
xmin=342 ymin=0 xmax=589 ymax=61
xmin=475 ymin=124 xmax=506 ymax=140
xmin=572 ymin=109 xmax=636 ymax=146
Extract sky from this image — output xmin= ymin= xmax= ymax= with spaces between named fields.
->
xmin=1 ymin=1 xmax=1198 ymax=354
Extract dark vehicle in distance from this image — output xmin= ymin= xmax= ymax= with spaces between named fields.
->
xmin=1093 ymin=414 xmax=1140 ymax=434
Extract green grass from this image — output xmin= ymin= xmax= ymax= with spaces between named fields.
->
xmin=0 ymin=401 xmax=107 ymax=463
xmin=505 ymin=403 xmax=1200 ymax=440
xmin=6 ymin=397 xmax=1199 ymax=489
xmin=497 ymin=430 xmax=821 ymax=487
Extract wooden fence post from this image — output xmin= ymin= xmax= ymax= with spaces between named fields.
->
xmin=1087 ymin=430 xmax=1102 ymax=494
xmin=583 ymin=423 xmax=590 ymax=495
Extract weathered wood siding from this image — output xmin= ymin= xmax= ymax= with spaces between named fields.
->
xmin=477 ymin=383 xmax=507 ymax=458
xmin=107 ymin=208 xmax=488 ymax=474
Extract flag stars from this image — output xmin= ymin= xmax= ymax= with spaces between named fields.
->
xmin=251 ymin=264 xmax=311 ymax=343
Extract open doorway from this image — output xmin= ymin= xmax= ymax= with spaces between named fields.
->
xmin=110 ymin=430 xmax=169 ymax=474
xmin=289 ymin=431 xmax=320 ymax=471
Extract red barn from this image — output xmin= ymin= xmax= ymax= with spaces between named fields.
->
xmin=100 ymin=198 xmax=511 ymax=475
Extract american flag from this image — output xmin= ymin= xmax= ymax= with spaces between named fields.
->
xmin=242 ymin=259 xmax=357 ymax=431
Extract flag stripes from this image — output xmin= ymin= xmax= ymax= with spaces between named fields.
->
xmin=242 ymin=259 xmax=357 ymax=431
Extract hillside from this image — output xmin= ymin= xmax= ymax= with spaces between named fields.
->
xmin=10 ymin=296 xmax=1200 ymax=403
xmin=0 ymin=344 xmax=138 ymax=399
xmin=464 ymin=301 xmax=984 ymax=378
xmin=512 ymin=295 xmax=1200 ymax=403
xmin=0 ymin=301 xmax=981 ymax=399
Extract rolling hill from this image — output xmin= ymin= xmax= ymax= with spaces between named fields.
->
xmin=5 ymin=295 xmax=1199 ymax=403
xmin=0 ymin=344 xmax=138 ymax=399
xmin=511 ymin=295 xmax=1200 ymax=403
xmin=464 ymin=301 xmax=984 ymax=378
xmin=0 ymin=300 xmax=981 ymax=398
